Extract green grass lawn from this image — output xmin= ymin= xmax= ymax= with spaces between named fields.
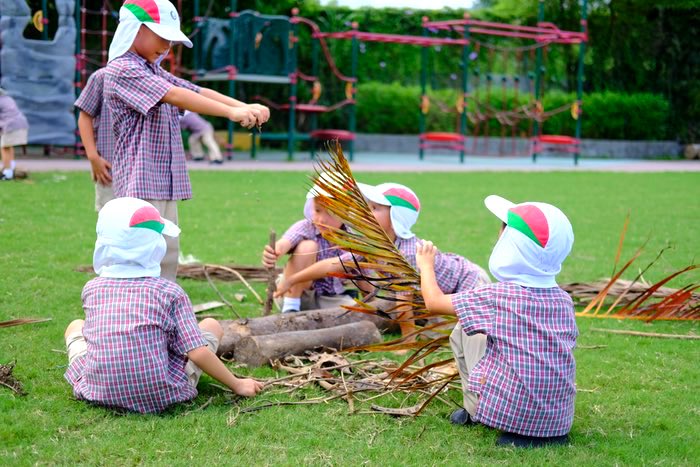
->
xmin=1 ymin=170 xmax=699 ymax=465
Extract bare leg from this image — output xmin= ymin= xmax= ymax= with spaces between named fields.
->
xmin=1 ymin=146 xmax=14 ymax=177
xmin=64 ymin=319 xmax=85 ymax=338
xmin=198 ymin=318 xmax=223 ymax=343
xmin=283 ymin=239 xmax=318 ymax=298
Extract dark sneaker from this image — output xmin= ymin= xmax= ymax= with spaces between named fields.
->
xmin=191 ymin=157 xmax=205 ymax=162
xmin=210 ymin=159 xmax=223 ymax=165
xmin=497 ymin=432 xmax=570 ymax=448
xmin=282 ymin=309 xmax=300 ymax=313
xmin=0 ymin=173 xmax=13 ymax=181
xmin=450 ymin=408 xmax=476 ymax=426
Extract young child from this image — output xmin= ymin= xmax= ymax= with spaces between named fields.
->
xmin=75 ymin=68 xmax=115 ymax=211
xmin=262 ymin=174 xmax=355 ymax=313
xmin=275 ymin=182 xmax=490 ymax=335
xmin=104 ymin=0 xmax=270 ymax=282
xmin=0 ymin=88 xmax=29 ymax=181
xmin=180 ymin=110 xmax=224 ymax=164
xmin=64 ymin=197 xmax=263 ymax=413
xmin=416 ymin=195 xmax=577 ymax=448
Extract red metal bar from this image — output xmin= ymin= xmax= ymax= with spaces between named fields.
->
xmin=315 ymin=30 xmax=469 ymax=47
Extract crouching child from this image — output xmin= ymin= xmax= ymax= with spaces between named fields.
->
xmin=416 ymin=195 xmax=577 ymax=448
xmin=64 ymin=197 xmax=263 ymax=413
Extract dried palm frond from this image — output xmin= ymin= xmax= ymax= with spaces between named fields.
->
xmin=576 ymin=216 xmax=699 ymax=322
xmin=311 ymin=141 xmax=425 ymax=313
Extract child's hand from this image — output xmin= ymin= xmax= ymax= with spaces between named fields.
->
xmin=262 ymin=244 xmax=278 ymax=269
xmin=416 ymin=240 xmax=438 ymax=272
xmin=87 ymin=153 xmax=112 ymax=186
xmin=231 ymin=377 xmax=264 ymax=397
xmin=274 ymin=278 xmax=291 ymax=298
xmin=248 ymin=104 xmax=270 ymax=124
xmin=228 ymin=107 xmax=257 ymax=129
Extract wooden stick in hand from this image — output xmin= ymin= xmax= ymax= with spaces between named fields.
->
xmin=264 ymin=230 xmax=277 ymax=315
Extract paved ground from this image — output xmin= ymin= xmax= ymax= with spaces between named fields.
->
xmin=15 ymin=151 xmax=700 ymax=173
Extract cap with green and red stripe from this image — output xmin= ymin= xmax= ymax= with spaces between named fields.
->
xmin=97 ymin=197 xmax=180 ymax=241
xmin=358 ymin=182 xmax=421 ymax=239
xmin=120 ymin=0 xmax=192 ymax=47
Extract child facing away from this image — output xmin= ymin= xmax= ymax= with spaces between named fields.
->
xmin=0 ymin=88 xmax=29 ymax=181
xmin=75 ymin=68 xmax=116 ymax=211
xmin=64 ymin=197 xmax=263 ymax=413
xmin=179 ymin=110 xmax=224 ymax=164
xmin=275 ymin=182 xmax=490 ymax=335
xmin=415 ymin=195 xmax=577 ymax=448
xmin=262 ymin=173 xmax=356 ymax=313
xmin=104 ymin=0 xmax=270 ymax=282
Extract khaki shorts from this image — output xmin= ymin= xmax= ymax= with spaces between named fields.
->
xmin=65 ymin=329 xmax=220 ymax=389
xmin=65 ymin=331 xmax=88 ymax=365
xmin=274 ymin=273 xmax=356 ymax=311
xmin=0 ymin=128 xmax=28 ymax=148
xmin=184 ymin=330 xmax=220 ymax=388
xmin=94 ymin=182 xmax=115 ymax=212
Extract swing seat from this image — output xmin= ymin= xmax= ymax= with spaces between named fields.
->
xmin=532 ymin=135 xmax=580 ymax=154
xmin=421 ymin=132 xmax=464 ymax=143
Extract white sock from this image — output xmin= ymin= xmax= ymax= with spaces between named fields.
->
xmin=2 ymin=168 xmax=13 ymax=179
xmin=10 ymin=160 xmax=16 ymax=170
xmin=282 ymin=297 xmax=301 ymax=313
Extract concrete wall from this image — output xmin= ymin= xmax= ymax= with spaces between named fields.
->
xmin=353 ymin=134 xmax=681 ymax=159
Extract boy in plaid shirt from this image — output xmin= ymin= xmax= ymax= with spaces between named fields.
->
xmin=416 ymin=195 xmax=577 ymax=448
xmin=262 ymin=173 xmax=355 ymax=313
xmin=75 ymin=68 xmax=116 ymax=211
xmin=64 ymin=197 xmax=263 ymax=413
xmin=104 ymin=0 xmax=269 ymax=282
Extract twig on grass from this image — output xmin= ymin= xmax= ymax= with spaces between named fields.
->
xmin=590 ymin=327 xmax=700 ymax=340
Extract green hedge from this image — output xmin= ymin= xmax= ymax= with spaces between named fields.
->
xmin=342 ymin=82 xmax=671 ymax=140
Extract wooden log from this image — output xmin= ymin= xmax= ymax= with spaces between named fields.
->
xmin=234 ymin=321 xmax=382 ymax=367
xmin=218 ymin=304 xmax=398 ymax=357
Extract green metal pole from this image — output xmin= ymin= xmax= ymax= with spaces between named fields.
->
xmin=194 ymin=0 xmax=201 ymax=72
xmin=42 ymin=0 xmax=48 ymax=40
xmin=348 ymin=22 xmax=359 ymax=161
xmin=574 ymin=0 xmax=588 ymax=166
xmin=287 ymin=16 xmax=299 ymax=161
xmin=419 ymin=17 xmax=429 ymax=160
xmin=309 ymin=37 xmax=319 ymax=159
xmin=532 ymin=0 xmax=545 ymax=163
xmin=460 ymin=14 xmax=471 ymax=164
xmin=227 ymin=0 xmax=236 ymax=160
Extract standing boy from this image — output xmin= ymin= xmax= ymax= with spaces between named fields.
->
xmin=104 ymin=0 xmax=269 ymax=281
xmin=0 ymin=88 xmax=29 ymax=181
xmin=75 ymin=68 xmax=115 ymax=211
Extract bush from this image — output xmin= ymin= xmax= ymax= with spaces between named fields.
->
xmin=348 ymin=82 xmax=670 ymax=140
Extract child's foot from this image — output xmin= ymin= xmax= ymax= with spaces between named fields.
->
xmin=0 ymin=173 xmax=13 ymax=181
xmin=496 ymin=432 xmax=570 ymax=448
xmin=450 ymin=408 xmax=477 ymax=426
xmin=191 ymin=156 xmax=205 ymax=162
xmin=210 ymin=159 xmax=223 ymax=165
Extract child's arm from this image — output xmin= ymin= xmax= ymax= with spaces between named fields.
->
xmin=274 ymin=257 xmax=345 ymax=297
xmin=262 ymin=238 xmax=294 ymax=269
xmin=415 ymin=241 xmax=456 ymax=315
xmin=187 ymin=346 xmax=264 ymax=396
xmin=200 ymin=88 xmax=270 ymax=121
xmin=77 ymin=111 xmax=112 ymax=185
xmin=161 ymin=87 xmax=261 ymax=128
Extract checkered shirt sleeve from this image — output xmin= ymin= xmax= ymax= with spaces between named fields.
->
xmin=451 ymin=283 xmax=578 ymax=437
xmin=282 ymin=219 xmax=317 ymax=248
xmin=75 ymin=71 xmax=103 ymax=117
xmin=110 ymin=61 xmax=173 ymax=116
